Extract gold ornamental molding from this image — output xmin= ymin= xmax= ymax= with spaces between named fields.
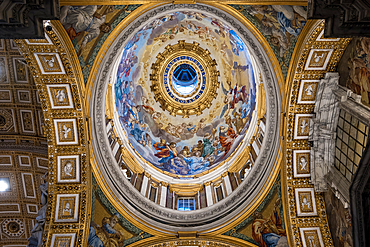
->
xmin=15 ymin=21 xmax=91 ymax=247
xmin=86 ymin=2 xmax=285 ymax=241
xmin=150 ymin=40 xmax=220 ymax=117
xmin=282 ymin=20 xmax=351 ymax=247
xmin=60 ymin=0 xmax=308 ymax=6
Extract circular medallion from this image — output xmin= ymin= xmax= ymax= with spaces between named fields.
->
xmin=151 ymin=40 xmax=219 ymax=117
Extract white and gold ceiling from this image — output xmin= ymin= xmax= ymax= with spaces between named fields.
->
xmin=0 ymin=1 xmax=354 ymax=247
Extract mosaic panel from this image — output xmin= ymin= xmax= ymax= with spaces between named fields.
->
xmin=17 ymin=90 xmax=31 ymax=103
xmin=50 ymin=233 xmax=76 ymax=247
xmin=0 ymin=203 xmax=20 ymax=214
xmin=0 ymin=218 xmax=26 ymax=239
xmin=0 ymin=57 xmax=9 ymax=84
xmin=0 ymin=109 xmax=16 ymax=132
xmin=21 ymin=173 xmax=36 ymax=199
xmin=0 ymin=90 xmax=12 ymax=102
xmin=18 ymin=155 xmax=30 ymax=167
xmin=36 ymin=157 xmax=48 ymax=170
xmin=0 ymin=155 xmax=12 ymax=166
xmin=26 ymin=204 xmax=38 ymax=215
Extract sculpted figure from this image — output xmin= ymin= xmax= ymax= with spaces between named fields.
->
xmin=64 ymin=162 xmax=73 ymax=177
xmin=28 ymin=172 xmax=48 ymax=247
xmin=56 ymin=89 xmax=66 ymax=102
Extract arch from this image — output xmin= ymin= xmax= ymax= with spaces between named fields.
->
xmin=16 ymin=21 xmax=91 ymax=246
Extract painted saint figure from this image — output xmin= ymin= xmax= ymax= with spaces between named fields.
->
xmin=252 ymin=198 xmax=287 ymax=247
xmin=60 ymin=5 xmax=114 ymax=54
xmin=153 ymin=140 xmax=178 ymax=164
xmin=202 ymin=132 xmax=215 ymax=157
xmin=88 ymin=213 xmax=125 ymax=247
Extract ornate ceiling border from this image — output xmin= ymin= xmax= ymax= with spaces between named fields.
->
xmin=89 ymin=2 xmax=283 ymax=234
xmin=15 ymin=21 xmax=91 ymax=247
xmin=60 ymin=0 xmax=308 ymax=6
xmin=282 ymin=20 xmax=351 ymax=246
xmin=127 ymin=236 xmax=255 ymax=247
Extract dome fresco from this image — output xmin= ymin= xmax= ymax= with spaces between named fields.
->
xmin=114 ymin=10 xmax=258 ymax=176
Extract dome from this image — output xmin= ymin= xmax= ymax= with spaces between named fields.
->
xmin=90 ymin=3 xmax=282 ymax=232
xmin=113 ymin=10 xmax=257 ymax=177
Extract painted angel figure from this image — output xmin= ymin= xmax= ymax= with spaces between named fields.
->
xmin=220 ymin=80 xmax=234 ymax=118
xmin=219 ymin=125 xmax=238 ymax=156
xmin=153 ymin=139 xmax=178 ymax=164
xmin=220 ymin=80 xmax=249 ymax=118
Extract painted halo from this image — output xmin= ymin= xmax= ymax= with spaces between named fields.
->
xmin=91 ymin=3 xmax=281 ymax=231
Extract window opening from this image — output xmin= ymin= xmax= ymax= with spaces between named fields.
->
xmin=335 ymin=110 xmax=369 ymax=181
xmin=177 ymin=197 xmax=196 ymax=211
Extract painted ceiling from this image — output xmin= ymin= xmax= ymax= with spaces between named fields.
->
xmin=113 ymin=10 xmax=257 ymax=176
xmin=6 ymin=1 xmax=358 ymax=246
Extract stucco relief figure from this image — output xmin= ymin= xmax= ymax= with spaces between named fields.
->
xmin=28 ymin=172 xmax=48 ymax=247
xmin=62 ymin=124 xmax=71 ymax=139
xmin=42 ymin=56 xmax=55 ymax=68
xmin=299 ymin=157 xmax=308 ymax=171
xmin=252 ymin=198 xmax=288 ymax=247
xmin=88 ymin=213 xmax=125 ymax=247
xmin=62 ymin=202 xmax=72 ymax=216
xmin=301 ymin=196 xmax=311 ymax=210
xmin=64 ymin=162 xmax=73 ymax=176
xmin=300 ymin=119 xmax=309 ymax=134
xmin=304 ymin=84 xmax=314 ymax=96
xmin=56 ymin=89 xmax=66 ymax=103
